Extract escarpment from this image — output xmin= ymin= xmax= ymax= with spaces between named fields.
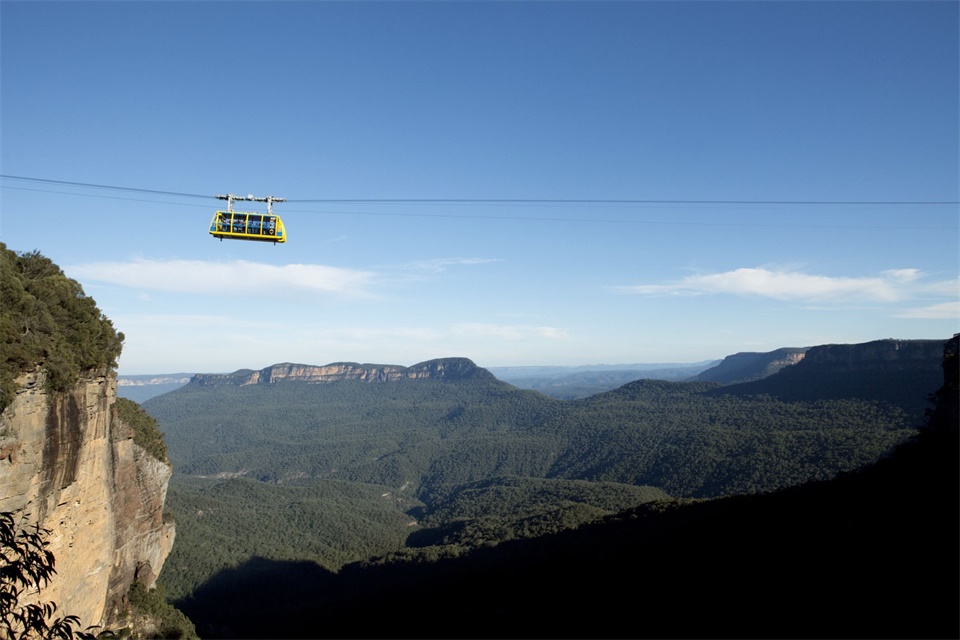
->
xmin=709 ymin=339 xmax=944 ymax=422
xmin=798 ymin=338 xmax=943 ymax=371
xmin=694 ymin=347 xmax=809 ymax=384
xmin=191 ymin=356 xmax=495 ymax=386
xmin=0 ymin=367 xmax=175 ymax=630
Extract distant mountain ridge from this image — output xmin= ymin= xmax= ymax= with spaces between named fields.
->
xmin=117 ymin=374 xmax=194 ymax=386
xmin=122 ymin=360 xmax=720 ymax=402
xmin=693 ymin=347 xmax=809 ymax=384
xmin=144 ymin=338 xmax=944 ymax=500
xmin=125 ymin=339 xmax=943 ymax=402
xmin=191 ymin=357 xmax=493 ymax=386
xmin=488 ymin=361 xmax=719 ymax=380
xmin=795 ymin=338 xmax=944 ymax=371
xmin=491 ymin=361 xmax=720 ymax=399
xmin=715 ymin=339 xmax=945 ymax=422
xmin=116 ymin=374 xmax=195 ymax=403
xmin=694 ymin=339 xmax=944 ymax=387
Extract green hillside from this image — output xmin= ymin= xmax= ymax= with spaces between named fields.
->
xmin=146 ymin=372 xmax=917 ymax=499
xmin=173 ymin=340 xmax=959 ymax=639
xmin=160 ymin=474 xmax=421 ymax=599
xmin=145 ymin=352 xmax=935 ymax=604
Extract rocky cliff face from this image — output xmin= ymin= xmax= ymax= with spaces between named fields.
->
xmin=712 ymin=338 xmax=948 ymax=423
xmin=695 ymin=347 xmax=809 ymax=384
xmin=797 ymin=338 xmax=944 ymax=371
xmin=192 ymin=357 xmax=495 ymax=386
xmin=0 ymin=368 xmax=174 ymax=630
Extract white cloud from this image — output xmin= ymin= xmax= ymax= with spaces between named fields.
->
xmin=924 ymin=277 xmax=960 ymax=297
xmin=403 ymin=257 xmax=501 ymax=274
xmin=882 ymin=268 xmax=923 ymax=282
xmin=897 ymin=301 xmax=960 ymax=320
xmin=615 ymin=267 xmax=951 ymax=303
xmin=67 ymin=259 xmax=376 ymax=297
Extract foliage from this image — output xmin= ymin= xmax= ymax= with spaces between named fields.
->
xmin=0 ymin=244 xmax=123 ymax=411
xmin=114 ymin=399 xmax=168 ymax=464
xmin=158 ymin=475 xmax=419 ymax=600
xmin=0 ymin=511 xmax=102 ymax=640
xmin=147 ymin=358 xmax=937 ymax=604
xmin=402 ymin=475 xmax=670 ymax=550
xmin=146 ymin=376 xmax=919 ymax=500
xmin=169 ymin=364 xmax=960 ymax=640
xmin=122 ymin=582 xmax=196 ymax=640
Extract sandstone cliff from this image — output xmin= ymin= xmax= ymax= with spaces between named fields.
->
xmin=0 ymin=367 xmax=174 ymax=630
xmin=796 ymin=338 xmax=944 ymax=371
xmin=192 ymin=356 xmax=495 ymax=386
xmin=712 ymin=338 xmax=947 ymax=423
xmin=694 ymin=347 xmax=809 ymax=384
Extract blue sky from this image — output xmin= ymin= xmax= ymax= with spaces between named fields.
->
xmin=2 ymin=1 xmax=957 ymax=375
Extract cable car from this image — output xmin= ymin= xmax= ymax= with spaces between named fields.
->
xmin=210 ymin=194 xmax=286 ymax=244
xmin=209 ymin=211 xmax=286 ymax=243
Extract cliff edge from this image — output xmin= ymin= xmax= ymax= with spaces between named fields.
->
xmin=0 ymin=367 xmax=175 ymax=630
xmin=191 ymin=356 xmax=495 ymax=386
xmin=0 ymin=243 xmax=176 ymax=632
xmin=693 ymin=347 xmax=808 ymax=384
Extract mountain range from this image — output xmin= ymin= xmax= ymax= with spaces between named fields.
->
xmin=6 ymin=243 xmax=953 ymax=640
xmin=118 ymin=360 xmax=719 ymax=402
xmin=138 ymin=337 xmax=954 ymax=638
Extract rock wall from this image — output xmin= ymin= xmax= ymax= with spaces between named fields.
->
xmin=192 ymin=357 xmax=494 ymax=386
xmin=712 ymin=338 xmax=948 ymax=424
xmin=695 ymin=347 xmax=809 ymax=384
xmin=0 ymin=368 xmax=174 ymax=630
xmin=798 ymin=338 xmax=944 ymax=371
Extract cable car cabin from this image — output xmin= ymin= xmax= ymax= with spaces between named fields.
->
xmin=209 ymin=211 xmax=286 ymax=243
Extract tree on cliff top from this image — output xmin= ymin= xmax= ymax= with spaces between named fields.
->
xmin=0 ymin=243 xmax=123 ymax=411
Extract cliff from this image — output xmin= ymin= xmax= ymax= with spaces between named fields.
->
xmin=0 ymin=367 xmax=175 ymax=630
xmin=793 ymin=338 xmax=943 ymax=371
xmin=191 ymin=357 xmax=495 ymax=386
xmin=694 ymin=347 xmax=809 ymax=384
xmin=713 ymin=338 xmax=946 ymax=422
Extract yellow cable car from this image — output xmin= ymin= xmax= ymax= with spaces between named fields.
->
xmin=209 ymin=194 xmax=287 ymax=244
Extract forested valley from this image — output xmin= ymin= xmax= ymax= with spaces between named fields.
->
xmin=137 ymin=339 xmax=957 ymax=638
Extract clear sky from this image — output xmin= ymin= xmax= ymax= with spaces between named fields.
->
xmin=2 ymin=1 xmax=957 ymax=375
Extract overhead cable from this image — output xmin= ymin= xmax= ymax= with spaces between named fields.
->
xmin=2 ymin=174 xmax=957 ymax=207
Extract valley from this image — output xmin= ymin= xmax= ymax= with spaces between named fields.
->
xmin=6 ymin=243 xmax=953 ymax=638
xmin=138 ymin=339 xmax=952 ymax=638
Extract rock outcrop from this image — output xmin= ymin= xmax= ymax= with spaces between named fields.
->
xmin=712 ymin=338 xmax=947 ymax=423
xmin=192 ymin=357 xmax=495 ymax=386
xmin=694 ymin=347 xmax=809 ymax=384
xmin=795 ymin=338 xmax=943 ymax=371
xmin=0 ymin=367 xmax=174 ymax=630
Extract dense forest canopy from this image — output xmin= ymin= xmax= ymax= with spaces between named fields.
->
xmin=145 ymin=358 xmax=934 ymax=603
xmin=0 ymin=244 xmax=123 ymax=409
xmin=164 ymin=337 xmax=959 ymax=640
xmin=146 ymin=375 xmax=919 ymax=500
